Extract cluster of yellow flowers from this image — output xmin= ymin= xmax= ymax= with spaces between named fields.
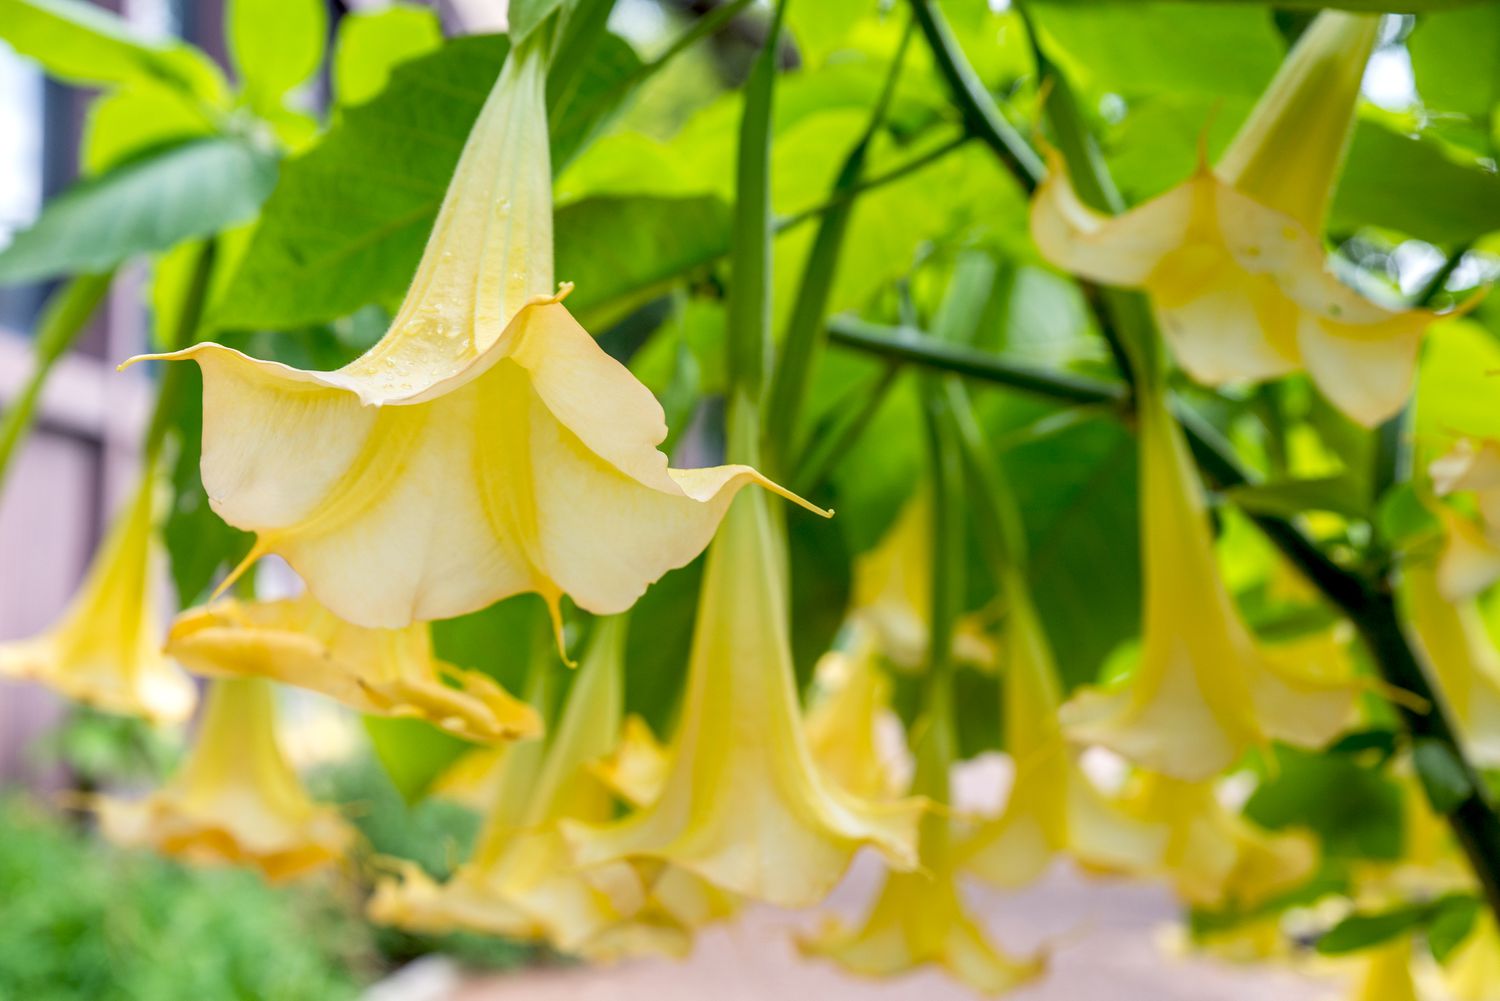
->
xmin=2 ymin=10 xmax=1496 ymax=997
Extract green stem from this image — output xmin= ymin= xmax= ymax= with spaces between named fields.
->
xmin=764 ymin=17 xmax=915 ymax=471
xmin=774 ymin=132 xmax=971 ymax=234
xmin=793 ymin=362 xmax=899 ymax=496
xmin=0 ymin=271 xmax=114 ymax=495
xmin=642 ymin=0 xmax=755 ymax=75
xmin=723 ymin=0 xmax=787 ymax=406
xmin=828 ymin=319 xmax=1500 ymax=921
xmin=143 ymin=240 xmax=218 ymax=466
xmin=907 ymin=0 xmax=1043 ymax=192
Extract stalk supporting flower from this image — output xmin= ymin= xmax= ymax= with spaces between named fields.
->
xmin=0 ymin=467 xmax=194 ymax=723
xmin=962 ymin=569 xmax=1165 ymax=887
xmin=1060 ymin=388 xmax=1356 ymax=779
xmin=370 ymin=616 xmax=721 ymax=960
xmin=563 ymin=483 xmax=922 ymax=908
xmin=123 ymin=39 xmax=821 ymax=641
xmin=1031 ymin=11 xmax=1453 ymax=426
xmin=98 ymin=677 xmax=353 ymax=881
xmin=166 ymin=595 xmax=539 ymax=745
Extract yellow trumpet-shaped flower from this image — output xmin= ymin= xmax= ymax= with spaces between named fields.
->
xmin=165 ymin=594 xmax=538 ymax=745
xmin=0 ymin=470 xmax=194 ymax=723
xmin=804 ymin=637 xmax=903 ymax=800
xmin=1446 ymin=914 xmax=1500 ymax=1001
xmin=801 ymin=699 xmax=1044 ymax=995
xmin=370 ymin=617 xmax=713 ymax=960
xmin=1403 ymin=560 xmax=1500 ymax=766
xmin=1348 ymin=938 xmax=1421 ymax=1001
xmin=98 ymin=677 xmax=354 ymax=881
xmin=1060 ymin=392 xmax=1356 ymax=778
xmin=1431 ymin=439 xmax=1500 ymax=600
xmin=1119 ymin=772 xmax=1316 ymax=910
xmin=1032 ymin=12 xmax=1454 ymax=426
xmin=430 ymin=745 xmax=510 ymax=811
xmin=123 ymin=41 xmax=818 ymax=640
xmin=564 ymin=485 xmax=922 ymax=907
xmin=852 ymin=492 xmax=996 ymax=670
xmin=962 ymin=571 xmax=1166 ymax=887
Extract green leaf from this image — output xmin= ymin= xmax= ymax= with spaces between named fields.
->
xmin=0 ymin=0 xmax=226 ymax=100
xmin=1317 ymin=904 xmax=1429 ymax=955
xmin=1153 ymin=0 xmax=1496 ymax=9
xmin=1427 ymin=895 xmax=1482 ymax=963
xmin=212 ymin=34 xmax=653 ymax=332
xmin=228 ymin=0 xmax=327 ymax=107
xmin=508 ymin=0 xmax=569 ymax=45
xmin=1245 ymin=744 xmax=1405 ymax=860
xmin=332 ymin=2 xmax=443 ymax=107
xmin=787 ymin=0 xmax=873 ymax=65
xmin=1332 ymin=121 xmax=1500 ymax=245
xmin=0 ymin=137 xmax=277 ymax=284
xmin=363 ymin=717 xmax=471 ymax=804
xmin=1222 ymin=475 xmax=1368 ymax=520
xmin=1413 ymin=736 xmax=1474 ymax=814
xmin=81 ymin=82 xmax=215 ymax=175
xmin=1408 ymin=5 xmax=1500 ymax=120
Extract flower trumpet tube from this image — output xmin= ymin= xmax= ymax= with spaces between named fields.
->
xmin=370 ymin=617 xmax=704 ymax=960
xmin=0 ymin=467 xmax=194 ymax=723
xmin=1031 ymin=11 xmax=1456 ymax=426
xmin=962 ymin=571 xmax=1166 ymax=887
xmin=166 ymin=594 xmax=539 ymax=745
xmin=97 ymin=677 xmax=354 ymax=881
xmin=564 ymin=486 xmax=923 ymax=908
xmin=1060 ymin=391 xmax=1356 ymax=779
xmin=1402 ymin=560 xmax=1500 ymax=767
xmin=801 ymin=693 xmax=1043 ymax=995
xmin=1431 ymin=439 xmax=1500 ymax=600
xmin=122 ymin=40 xmax=822 ymax=640
xmin=804 ymin=637 xmax=903 ymax=800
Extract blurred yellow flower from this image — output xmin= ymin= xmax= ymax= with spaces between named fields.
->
xmin=167 ymin=594 xmax=538 ymax=745
xmin=124 ymin=41 xmax=817 ymax=642
xmin=1403 ymin=560 xmax=1500 ymax=766
xmin=1431 ymin=439 xmax=1500 ymax=600
xmin=802 ymin=698 xmax=1043 ymax=995
xmin=370 ymin=617 xmax=724 ymax=960
xmin=1445 ymin=914 xmax=1500 ymax=1001
xmin=564 ymin=486 xmax=922 ymax=907
xmin=962 ymin=570 xmax=1165 ymax=887
xmin=0 ymin=469 xmax=194 ymax=723
xmin=804 ymin=638 xmax=903 ymax=800
xmin=98 ymin=677 xmax=353 ymax=881
xmin=1060 ymin=393 xmax=1356 ymax=778
xmin=1031 ymin=12 xmax=1452 ymax=426
xmin=1347 ymin=938 xmax=1420 ymax=1001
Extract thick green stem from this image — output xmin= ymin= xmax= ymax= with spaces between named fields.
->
xmin=0 ymin=271 xmax=114 ymax=494
xmin=828 ymin=319 xmax=1500 ymax=921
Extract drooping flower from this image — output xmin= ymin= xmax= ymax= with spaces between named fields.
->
xmin=1430 ymin=439 xmax=1500 ymax=600
xmin=97 ymin=677 xmax=353 ymax=881
xmin=1060 ymin=391 xmax=1357 ymax=779
xmin=564 ymin=485 xmax=922 ymax=908
xmin=961 ymin=570 xmax=1166 ymax=887
xmin=804 ymin=637 xmax=904 ymax=800
xmin=1031 ymin=11 xmax=1458 ymax=426
xmin=369 ymin=617 xmax=721 ymax=960
xmin=1347 ymin=938 xmax=1421 ymax=1001
xmin=1445 ymin=914 xmax=1500 ymax=1001
xmin=1402 ymin=559 xmax=1500 ymax=766
xmin=166 ymin=594 xmax=538 ymax=745
xmin=1116 ymin=771 xmax=1317 ymax=910
xmin=801 ymin=692 xmax=1043 ymax=995
xmin=851 ymin=491 xmax=997 ymax=670
xmin=123 ymin=40 xmax=819 ymax=642
xmin=0 ymin=468 xmax=194 ymax=723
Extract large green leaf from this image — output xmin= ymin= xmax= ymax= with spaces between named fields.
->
xmin=228 ymin=0 xmax=327 ymax=109
xmin=212 ymin=33 xmax=648 ymax=332
xmin=1408 ymin=5 xmax=1500 ymax=120
xmin=0 ymin=0 xmax=226 ymax=100
xmin=0 ymin=137 xmax=277 ymax=284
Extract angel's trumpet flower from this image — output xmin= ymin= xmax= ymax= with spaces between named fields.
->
xmin=98 ymin=677 xmax=353 ymax=881
xmin=1403 ymin=560 xmax=1500 ymax=766
xmin=0 ymin=469 xmax=194 ymax=723
xmin=370 ymin=617 xmax=707 ymax=960
xmin=1348 ymin=938 xmax=1420 ymax=1001
xmin=564 ymin=483 xmax=922 ymax=907
xmin=1120 ymin=772 xmax=1316 ymax=910
xmin=123 ymin=41 xmax=818 ymax=643
xmin=962 ymin=571 xmax=1165 ymax=887
xmin=166 ymin=594 xmax=538 ymax=745
xmin=801 ymin=696 xmax=1043 ymax=995
xmin=1431 ymin=439 xmax=1500 ymax=600
xmin=1060 ymin=393 xmax=1356 ymax=778
xmin=804 ymin=637 xmax=903 ymax=799
xmin=1445 ymin=914 xmax=1500 ymax=1001
xmin=852 ymin=492 xmax=996 ymax=669
xmin=1032 ymin=12 xmax=1458 ymax=426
